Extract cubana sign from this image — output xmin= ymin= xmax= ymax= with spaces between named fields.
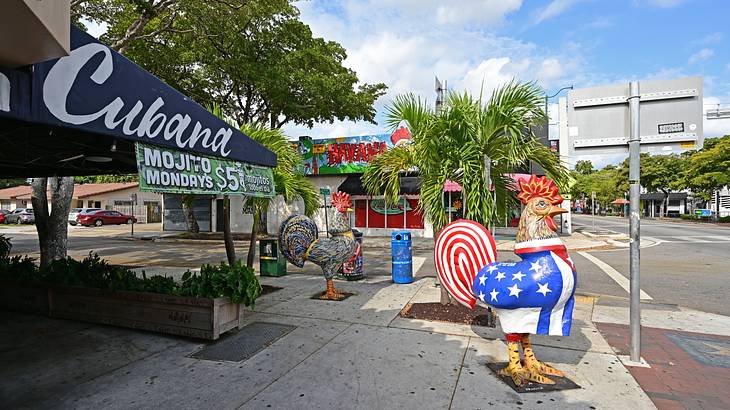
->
xmin=297 ymin=126 xmax=411 ymax=175
xmin=136 ymin=142 xmax=275 ymax=197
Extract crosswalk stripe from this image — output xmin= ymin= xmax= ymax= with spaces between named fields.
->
xmin=578 ymin=251 xmax=653 ymax=300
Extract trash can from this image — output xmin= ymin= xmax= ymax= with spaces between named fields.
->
xmin=259 ymin=238 xmax=287 ymax=277
xmin=337 ymin=229 xmax=364 ymax=280
xmin=391 ymin=230 xmax=413 ymax=284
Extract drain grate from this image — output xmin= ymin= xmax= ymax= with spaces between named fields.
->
xmin=189 ymin=322 xmax=296 ymax=362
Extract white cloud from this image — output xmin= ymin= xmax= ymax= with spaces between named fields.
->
xmin=688 ymin=48 xmax=714 ymax=65
xmin=80 ymin=19 xmax=107 ymax=38
xmin=284 ymin=0 xmax=584 ymax=138
xmin=535 ymin=0 xmax=580 ymax=23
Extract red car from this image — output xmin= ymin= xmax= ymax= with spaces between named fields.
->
xmin=77 ymin=210 xmax=136 ymax=227
xmin=0 ymin=210 xmax=7 ymax=224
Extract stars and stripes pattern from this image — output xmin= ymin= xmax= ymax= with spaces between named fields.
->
xmin=435 ymin=221 xmax=577 ymax=336
xmin=434 ymin=220 xmax=497 ymax=308
xmin=472 ymin=237 xmax=576 ymax=336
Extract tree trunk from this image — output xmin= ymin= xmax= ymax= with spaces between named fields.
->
xmin=223 ymin=195 xmax=236 ymax=265
xmin=257 ymin=206 xmax=268 ymax=235
xmin=432 ymin=225 xmax=452 ymax=305
xmin=31 ymin=177 xmax=75 ymax=268
xmin=246 ymin=207 xmax=260 ymax=269
xmin=181 ymin=194 xmax=199 ymax=233
xmin=660 ymin=191 xmax=668 ymax=218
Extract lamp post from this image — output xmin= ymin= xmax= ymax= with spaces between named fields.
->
xmin=545 ymin=85 xmax=573 ymax=234
xmin=545 ymin=85 xmax=574 ymax=119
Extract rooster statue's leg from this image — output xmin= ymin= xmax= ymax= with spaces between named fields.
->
xmin=521 ymin=334 xmax=565 ymax=378
xmin=498 ymin=334 xmax=556 ymax=386
xmin=321 ymin=278 xmax=345 ymax=300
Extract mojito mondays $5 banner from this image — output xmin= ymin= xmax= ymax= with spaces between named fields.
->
xmin=136 ymin=143 xmax=274 ymax=197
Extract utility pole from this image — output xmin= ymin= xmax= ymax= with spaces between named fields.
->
xmin=591 ymin=191 xmax=595 ymax=232
xmin=628 ymin=81 xmax=642 ymax=362
xmin=435 ymin=77 xmax=446 ymax=115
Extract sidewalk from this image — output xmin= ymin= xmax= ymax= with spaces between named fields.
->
xmin=2 ymin=273 xmax=655 ymax=409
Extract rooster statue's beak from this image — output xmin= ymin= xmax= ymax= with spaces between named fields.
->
xmin=546 ymin=206 xmax=567 ymax=231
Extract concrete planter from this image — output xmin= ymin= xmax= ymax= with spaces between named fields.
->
xmin=0 ymin=281 xmax=49 ymax=315
xmin=1 ymin=282 xmax=243 ymax=340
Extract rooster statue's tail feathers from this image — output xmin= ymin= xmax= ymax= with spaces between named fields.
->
xmin=278 ymin=214 xmax=319 ymax=268
xmin=434 ymin=220 xmax=498 ymax=309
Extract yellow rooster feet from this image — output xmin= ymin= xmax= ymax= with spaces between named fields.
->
xmin=523 ymin=357 xmax=565 ymax=378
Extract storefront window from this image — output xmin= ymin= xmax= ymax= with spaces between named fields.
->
xmin=353 ymin=196 xmax=423 ymax=229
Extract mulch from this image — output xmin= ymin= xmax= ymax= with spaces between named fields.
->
xmin=400 ymin=302 xmax=496 ymax=327
xmin=261 ymin=284 xmax=283 ymax=296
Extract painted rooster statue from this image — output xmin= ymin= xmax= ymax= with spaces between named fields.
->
xmin=279 ymin=192 xmax=356 ymax=300
xmin=435 ymin=175 xmax=575 ymax=386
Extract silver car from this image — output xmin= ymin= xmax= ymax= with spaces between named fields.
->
xmin=5 ymin=208 xmax=34 ymax=224
xmin=68 ymin=208 xmax=102 ymax=226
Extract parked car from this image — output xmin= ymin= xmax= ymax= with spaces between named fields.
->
xmin=5 ymin=208 xmax=34 ymax=224
xmin=0 ymin=210 xmax=8 ymax=224
xmin=68 ymin=208 xmax=102 ymax=225
xmin=77 ymin=210 xmax=136 ymax=227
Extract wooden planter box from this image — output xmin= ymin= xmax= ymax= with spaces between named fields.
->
xmin=0 ymin=282 xmax=243 ymax=340
xmin=0 ymin=281 xmax=49 ymax=315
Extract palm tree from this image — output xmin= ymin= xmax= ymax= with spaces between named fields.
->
xmin=240 ymin=123 xmax=320 ymax=268
xmin=362 ymin=81 xmax=569 ymax=303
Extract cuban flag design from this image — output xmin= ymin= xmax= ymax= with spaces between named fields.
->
xmin=472 ymin=237 xmax=577 ymax=336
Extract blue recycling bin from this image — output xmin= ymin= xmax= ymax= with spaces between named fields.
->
xmin=391 ymin=230 xmax=413 ymax=284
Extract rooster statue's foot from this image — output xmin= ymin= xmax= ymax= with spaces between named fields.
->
xmin=501 ymin=340 xmax=555 ymax=386
xmin=523 ymin=358 xmax=565 ymax=378
xmin=319 ymin=289 xmax=347 ymax=301
xmin=520 ymin=334 xmax=565 ymax=379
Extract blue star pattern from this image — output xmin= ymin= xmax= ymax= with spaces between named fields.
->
xmin=471 ymin=250 xmax=576 ymax=336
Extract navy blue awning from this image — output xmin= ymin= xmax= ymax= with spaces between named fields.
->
xmin=0 ymin=25 xmax=276 ymax=177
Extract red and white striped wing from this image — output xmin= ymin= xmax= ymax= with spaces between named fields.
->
xmin=434 ymin=220 xmax=497 ymax=308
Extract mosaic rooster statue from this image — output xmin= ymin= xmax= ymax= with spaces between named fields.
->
xmin=279 ymin=192 xmax=356 ymax=300
xmin=435 ymin=175 xmax=575 ymax=386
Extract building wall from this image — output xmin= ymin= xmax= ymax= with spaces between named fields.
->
xmin=75 ymin=187 xmax=161 ymax=209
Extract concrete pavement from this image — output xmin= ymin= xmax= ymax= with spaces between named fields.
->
xmin=1 ymin=275 xmax=656 ymax=409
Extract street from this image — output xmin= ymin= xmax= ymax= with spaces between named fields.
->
xmin=571 ymin=214 xmax=730 ymax=316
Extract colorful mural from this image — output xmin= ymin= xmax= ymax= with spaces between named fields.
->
xmin=296 ymin=126 xmax=411 ymax=175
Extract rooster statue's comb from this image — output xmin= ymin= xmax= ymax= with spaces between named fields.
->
xmin=517 ymin=175 xmax=563 ymax=205
xmin=331 ymin=191 xmax=352 ymax=208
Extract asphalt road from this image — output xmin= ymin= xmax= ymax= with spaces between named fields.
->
xmin=571 ymin=214 xmax=730 ymax=316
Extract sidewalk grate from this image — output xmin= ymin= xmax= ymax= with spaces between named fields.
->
xmin=189 ymin=322 xmax=296 ymax=362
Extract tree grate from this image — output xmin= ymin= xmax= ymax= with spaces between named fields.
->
xmin=189 ymin=322 xmax=296 ymax=362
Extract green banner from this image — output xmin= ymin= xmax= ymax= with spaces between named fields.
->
xmin=135 ymin=143 xmax=275 ymax=197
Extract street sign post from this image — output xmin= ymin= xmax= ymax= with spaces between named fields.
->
xmin=320 ymin=187 xmax=331 ymax=237
xmin=628 ymin=81 xmax=642 ymax=363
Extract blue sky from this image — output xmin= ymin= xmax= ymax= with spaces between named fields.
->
xmin=280 ymin=0 xmax=730 ymax=163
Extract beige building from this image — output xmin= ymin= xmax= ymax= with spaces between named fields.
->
xmin=0 ymin=183 xmax=162 ymax=223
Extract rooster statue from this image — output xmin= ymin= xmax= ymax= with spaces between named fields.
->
xmin=279 ymin=192 xmax=356 ymax=300
xmin=435 ymin=175 xmax=575 ymax=386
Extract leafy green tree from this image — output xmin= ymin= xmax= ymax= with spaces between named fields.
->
xmin=240 ymin=123 xmax=320 ymax=268
xmin=362 ymin=82 xmax=569 ymax=303
xmin=675 ymin=136 xmax=730 ymax=201
xmin=74 ymin=0 xmax=386 ymax=128
xmin=640 ymin=153 xmax=682 ymax=217
xmin=0 ymin=179 xmax=27 ymax=189
xmin=574 ymin=160 xmax=594 ymax=175
xmin=74 ymin=175 xmax=138 ymax=184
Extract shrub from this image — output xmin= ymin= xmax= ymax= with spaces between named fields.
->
xmin=679 ymin=214 xmax=694 ymax=220
xmin=179 ymin=261 xmax=261 ymax=307
xmin=0 ymin=248 xmax=260 ymax=307
xmin=719 ymin=216 xmax=730 ymax=223
xmin=0 ymin=235 xmax=10 ymax=260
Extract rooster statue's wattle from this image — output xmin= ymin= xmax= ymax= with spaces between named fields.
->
xmin=279 ymin=192 xmax=356 ymax=300
xmin=435 ymin=175 xmax=575 ymax=386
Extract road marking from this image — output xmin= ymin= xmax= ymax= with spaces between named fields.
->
xmin=577 ymin=251 xmax=653 ymax=300
xmin=677 ymin=236 xmax=705 ymax=242
xmin=413 ymin=256 xmax=426 ymax=274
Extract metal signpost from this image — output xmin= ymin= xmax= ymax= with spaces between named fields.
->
xmin=591 ymin=191 xmax=596 ymax=232
xmin=628 ymin=81 xmax=642 ymax=362
xmin=320 ymin=187 xmax=331 ymax=237
xmin=558 ymin=76 xmax=704 ymax=363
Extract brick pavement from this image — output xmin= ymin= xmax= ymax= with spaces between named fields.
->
xmin=596 ymin=322 xmax=730 ymax=410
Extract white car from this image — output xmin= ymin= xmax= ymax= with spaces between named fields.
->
xmin=68 ymin=208 xmax=102 ymax=225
